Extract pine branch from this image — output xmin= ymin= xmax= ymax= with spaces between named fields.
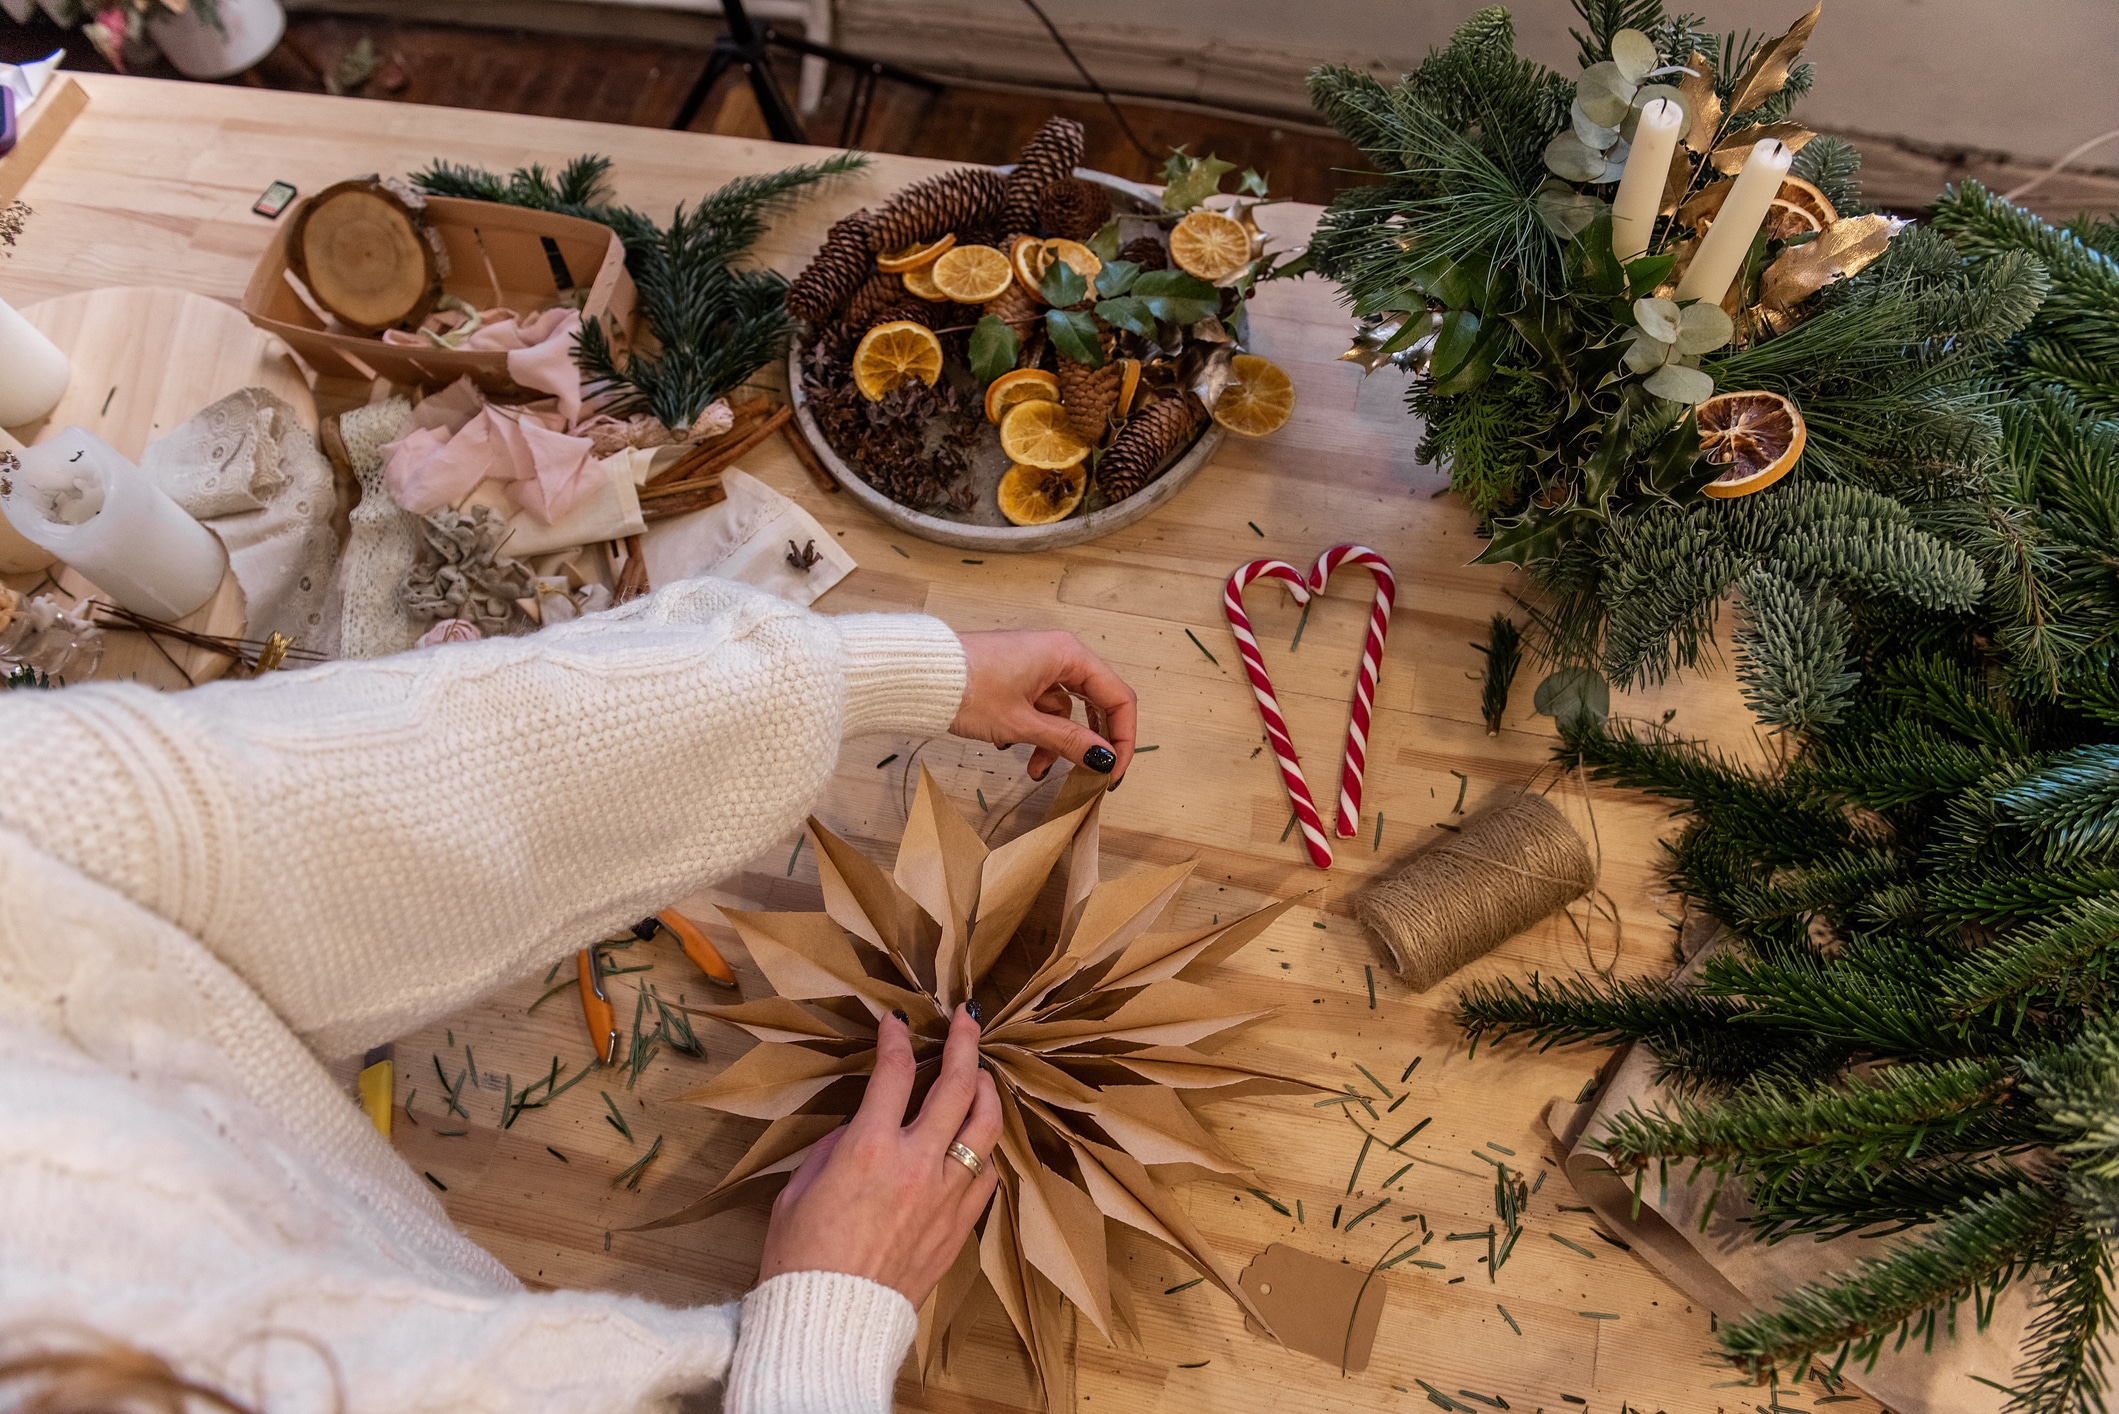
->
xmin=1454 ymin=969 xmax=1772 ymax=1093
xmin=1744 ymin=1158 xmax=2031 ymax=1242
xmin=2000 ymin=746 xmax=2119 ymax=864
xmin=1940 ymin=893 xmax=2119 ymax=1022
xmin=1734 ymin=566 xmax=1860 ymax=734
xmin=2001 ymin=1229 xmax=2116 ymax=1414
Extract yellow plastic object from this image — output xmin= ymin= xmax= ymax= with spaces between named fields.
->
xmin=357 ymin=1054 xmax=393 ymax=1137
xmin=579 ymin=947 xmax=619 ymax=1064
xmin=659 ymin=908 xmax=739 ymax=987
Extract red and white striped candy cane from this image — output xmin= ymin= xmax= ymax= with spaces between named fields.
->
xmin=1222 ymin=558 xmax=1333 ymax=868
xmin=1307 ymin=545 xmax=1398 ymax=839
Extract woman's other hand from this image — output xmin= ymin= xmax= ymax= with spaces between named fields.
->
xmin=756 ymin=1006 xmax=1001 ymax=1307
xmin=951 ymin=629 xmax=1137 ymax=782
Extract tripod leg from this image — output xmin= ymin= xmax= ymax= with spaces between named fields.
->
xmin=743 ymin=54 xmax=808 ymax=143
xmin=672 ymin=42 xmax=736 ymax=131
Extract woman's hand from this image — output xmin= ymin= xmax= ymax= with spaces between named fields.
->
xmin=952 ymin=629 xmax=1138 ymax=783
xmin=756 ymin=1006 xmax=1002 ymax=1306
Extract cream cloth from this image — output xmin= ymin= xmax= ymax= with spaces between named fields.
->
xmin=643 ymin=468 xmax=854 ymax=607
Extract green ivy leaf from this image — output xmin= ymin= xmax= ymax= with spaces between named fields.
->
xmin=1624 ymin=253 xmax=1677 ymax=297
xmin=1046 ymin=309 xmax=1104 ymax=366
xmin=1095 ymin=295 xmax=1156 ymax=338
xmin=1040 ymin=258 xmax=1089 ymax=308
xmin=1086 ymin=221 xmax=1123 ymax=262
xmin=968 ymin=315 xmax=1021 ymax=386
xmin=1132 ymin=268 xmax=1220 ymax=324
xmin=1239 ymin=168 xmax=1269 ymax=197
xmin=1161 ymin=152 xmax=1237 ymax=212
xmin=1095 ymin=259 xmax=1141 ymax=298
xmin=1532 ymin=666 xmax=1611 ymax=726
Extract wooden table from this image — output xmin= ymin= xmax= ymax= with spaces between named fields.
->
xmin=4 ymin=75 xmax=1849 ymax=1414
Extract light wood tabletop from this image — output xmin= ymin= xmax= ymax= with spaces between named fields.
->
xmin=2 ymin=75 xmax=1859 ymax=1414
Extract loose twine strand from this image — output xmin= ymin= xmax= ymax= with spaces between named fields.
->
xmin=1356 ymin=763 xmax=1621 ymax=991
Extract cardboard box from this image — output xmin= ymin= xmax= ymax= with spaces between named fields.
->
xmin=242 ymin=195 xmax=634 ymax=394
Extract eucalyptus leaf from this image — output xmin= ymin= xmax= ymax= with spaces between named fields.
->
xmin=1609 ymin=28 xmax=1659 ymax=84
xmin=1644 ymin=362 xmax=1714 ymax=403
xmin=1575 ymin=62 xmax=1636 ymax=126
xmin=968 ymin=315 xmax=1021 ymax=385
xmin=1598 ymin=157 xmax=1628 ymax=184
xmin=1533 ymin=666 xmax=1610 ymax=726
xmin=1673 ymin=301 xmax=1735 ymax=354
xmin=1086 ymin=222 xmax=1122 ymax=262
xmin=1534 ymin=182 xmax=1604 ymax=239
xmin=1045 ymin=308 xmax=1104 ymax=367
xmin=1095 ymin=295 xmax=1157 ymax=338
xmin=1095 ymin=259 xmax=1141 ymax=298
xmin=1544 ymin=131 xmax=1609 ymax=183
xmin=1161 ymin=152 xmax=1237 ymax=212
xmin=1624 ymin=333 xmax=1674 ymax=373
xmin=1040 ymin=258 xmax=1089 ymax=308
xmin=1571 ymin=99 xmax=1620 ymax=152
xmin=1633 ymin=296 xmax=1682 ymax=343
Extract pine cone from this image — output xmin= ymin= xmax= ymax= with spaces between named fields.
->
xmin=787 ymin=210 xmax=874 ymax=324
xmin=983 ymin=283 xmax=1041 ymax=332
xmin=1039 ymin=177 xmax=1111 ymax=242
xmin=1003 ymin=116 xmax=1085 ymax=233
xmin=1118 ymin=235 xmax=1168 ymax=272
xmin=870 ymin=168 xmax=1007 ymax=255
xmin=842 ymin=270 xmax=907 ymax=330
xmin=1098 ymin=394 xmax=1204 ymax=502
xmin=1056 ymin=344 xmax=1120 ymax=445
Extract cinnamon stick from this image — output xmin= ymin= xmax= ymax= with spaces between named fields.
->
xmin=780 ymin=419 xmax=839 ymax=493
xmin=641 ymin=482 xmax=730 ymax=523
xmin=613 ymin=534 xmax=650 ymax=604
xmin=647 ymin=404 xmax=793 ymax=489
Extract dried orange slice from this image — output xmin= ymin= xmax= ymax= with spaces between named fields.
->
xmin=1170 ymin=210 xmax=1251 ymax=283
xmin=1775 ymin=175 xmax=1838 ymax=228
xmin=1012 ymin=235 xmax=1052 ymax=300
xmin=875 ymin=233 xmax=956 ymax=273
xmin=1211 ymin=353 xmax=1295 ymax=437
xmin=1697 ymin=390 xmax=1805 ymax=497
xmin=900 ymin=260 xmax=945 ymax=302
xmin=852 ymin=320 xmax=944 ymax=401
xmin=931 ymin=244 xmax=1015 ymax=303
xmin=1764 ymin=198 xmax=1825 ymax=243
xmin=1043 ymin=238 xmax=1103 ymax=284
xmin=984 ymin=367 xmax=1061 ymax=424
xmin=997 ymin=462 xmax=1086 ymax=525
xmin=1114 ymin=358 xmax=1142 ymax=418
xmin=998 ymin=399 xmax=1089 ymax=469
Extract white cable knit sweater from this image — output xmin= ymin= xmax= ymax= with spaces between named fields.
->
xmin=0 ymin=577 xmax=969 ymax=1414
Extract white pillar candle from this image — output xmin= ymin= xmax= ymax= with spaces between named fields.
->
xmin=1674 ymin=139 xmax=1794 ymax=308
xmin=1610 ymin=98 xmax=1683 ymax=264
xmin=1 ymin=426 xmax=227 ymax=619
xmin=0 ymin=294 xmax=71 ymax=428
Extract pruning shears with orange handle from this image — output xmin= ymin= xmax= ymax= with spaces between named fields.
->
xmin=577 ymin=947 xmax=619 ymax=1065
xmin=648 ymin=908 xmax=738 ymax=987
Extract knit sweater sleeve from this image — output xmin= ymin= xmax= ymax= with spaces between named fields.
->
xmin=0 ymin=577 xmax=967 ymax=1057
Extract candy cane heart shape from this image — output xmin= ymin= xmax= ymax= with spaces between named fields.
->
xmin=1222 ymin=558 xmax=1333 ymax=868
xmin=1307 ymin=545 xmax=1398 ymax=839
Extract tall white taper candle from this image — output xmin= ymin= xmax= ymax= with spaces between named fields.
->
xmin=1609 ymin=98 xmax=1684 ymax=264
xmin=1 ymin=426 xmax=227 ymax=619
xmin=1673 ymin=138 xmax=1793 ymax=307
xmin=0 ymin=295 xmax=72 ymax=428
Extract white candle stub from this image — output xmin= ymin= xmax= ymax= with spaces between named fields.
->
xmin=1673 ymin=139 xmax=1794 ymax=308
xmin=1 ymin=426 xmax=227 ymax=619
xmin=0 ymin=295 xmax=72 ymax=428
xmin=1609 ymin=98 xmax=1683 ymax=265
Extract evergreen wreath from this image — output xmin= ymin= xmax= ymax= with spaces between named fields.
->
xmin=412 ymin=151 xmax=866 ymax=429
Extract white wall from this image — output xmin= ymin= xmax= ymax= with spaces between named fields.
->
xmin=838 ymin=0 xmax=2119 ymax=163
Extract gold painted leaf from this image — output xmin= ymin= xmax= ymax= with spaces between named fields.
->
xmin=1676 ymin=50 xmax=1721 ymax=152
xmin=1710 ymin=123 xmax=1816 ymax=174
xmin=1727 ymin=2 xmax=1822 ymax=115
xmin=1760 ymin=213 xmax=1901 ymax=310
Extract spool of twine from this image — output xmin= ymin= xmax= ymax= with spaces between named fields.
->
xmin=1354 ymin=792 xmax=1596 ymax=992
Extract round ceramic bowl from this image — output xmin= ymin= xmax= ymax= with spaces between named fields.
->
xmin=786 ymin=169 xmax=1226 ymax=553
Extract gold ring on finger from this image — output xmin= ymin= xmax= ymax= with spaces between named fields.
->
xmin=945 ymin=1141 xmax=983 ymax=1178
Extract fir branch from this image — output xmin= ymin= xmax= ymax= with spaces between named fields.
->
xmin=1940 ymin=893 xmax=2119 ymax=1021
xmin=1733 ymin=566 xmax=1861 ymax=734
xmin=2000 ymin=746 xmax=2119 ymax=864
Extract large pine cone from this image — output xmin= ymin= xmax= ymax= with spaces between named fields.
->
xmin=842 ymin=270 xmax=907 ymax=330
xmin=787 ymin=210 xmax=875 ymax=324
xmin=1039 ymin=177 xmax=1111 ymax=242
xmin=870 ymin=168 xmax=1007 ymax=255
xmin=1003 ymin=116 xmax=1085 ymax=233
xmin=983 ymin=282 xmax=1041 ymax=333
xmin=1098 ymin=393 xmax=1205 ymax=502
xmin=1056 ymin=345 xmax=1121 ymax=445
xmin=1118 ymin=235 xmax=1168 ymax=272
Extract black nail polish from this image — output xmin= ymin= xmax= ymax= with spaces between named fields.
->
xmin=1084 ymin=745 xmax=1116 ymax=773
xmin=965 ymin=1000 xmax=984 ymax=1026
xmin=1106 ymin=773 xmax=1122 ymax=793
xmin=891 ymin=1008 xmax=908 ymax=1024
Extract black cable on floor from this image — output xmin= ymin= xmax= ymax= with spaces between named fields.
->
xmin=1016 ymin=0 xmax=1160 ymax=167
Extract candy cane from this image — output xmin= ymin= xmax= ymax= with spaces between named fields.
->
xmin=1308 ymin=545 xmax=1397 ymax=839
xmin=1223 ymin=559 xmax=1333 ymax=868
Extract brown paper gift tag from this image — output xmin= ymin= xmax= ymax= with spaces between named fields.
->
xmin=1239 ymin=1243 xmax=1387 ymax=1373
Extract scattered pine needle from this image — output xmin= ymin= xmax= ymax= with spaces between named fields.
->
xmin=1281 ymin=811 xmax=1298 ymax=842
xmin=1374 ymin=812 xmax=1384 ymax=851
xmin=1551 ymin=1232 xmax=1597 ymax=1259
xmin=1164 ymin=1278 xmax=1204 ymax=1294
xmin=1391 ymin=1116 xmax=1433 ymax=1148
xmin=1380 ymin=1162 xmax=1413 ymax=1189
xmin=602 ymin=1091 xmax=634 ymax=1142
xmin=1450 ymin=769 xmax=1469 ymax=813
xmin=423 ymin=1171 xmax=447 ymax=1191
xmin=1486 ymin=1141 xmax=1516 ymax=1155
xmin=1354 ymin=1062 xmax=1391 ymax=1097
xmin=547 ymin=1146 xmax=569 ymax=1162
xmin=890 ymin=544 xmax=910 ymax=558
xmin=876 ymin=753 xmax=898 ymax=768
xmin=786 ymin=836 xmax=805 ymax=875
xmin=1184 ymin=628 xmax=1220 ymax=665
xmin=1497 ymin=1303 xmax=1522 ymax=1335
xmin=612 ymin=1134 xmax=665 ymax=1189
xmin=1343 ymin=1198 xmax=1389 ymax=1231
xmin=1365 ymin=965 xmax=1377 ymax=1008
xmin=1290 ymin=600 xmax=1312 ymax=651
xmin=1247 ymin=521 xmax=1264 ymax=537
xmin=1245 ymin=1187 xmax=1291 ymax=1216
xmin=1579 ymin=1311 xmax=1620 ymax=1320
xmin=1178 ymin=1361 xmax=1210 ymax=1369
xmin=100 ymin=385 xmax=116 ymax=416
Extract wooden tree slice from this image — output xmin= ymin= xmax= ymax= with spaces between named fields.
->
xmin=285 ymin=178 xmax=439 ymax=334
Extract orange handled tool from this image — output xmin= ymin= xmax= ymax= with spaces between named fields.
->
xmin=653 ymin=908 xmax=738 ymax=987
xmin=577 ymin=947 xmax=619 ymax=1064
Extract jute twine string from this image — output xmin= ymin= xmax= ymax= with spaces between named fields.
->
xmin=1355 ymin=777 xmax=1620 ymax=992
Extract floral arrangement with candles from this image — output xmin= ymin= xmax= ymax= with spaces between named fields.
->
xmin=1306 ymin=2 xmax=2050 ymax=720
